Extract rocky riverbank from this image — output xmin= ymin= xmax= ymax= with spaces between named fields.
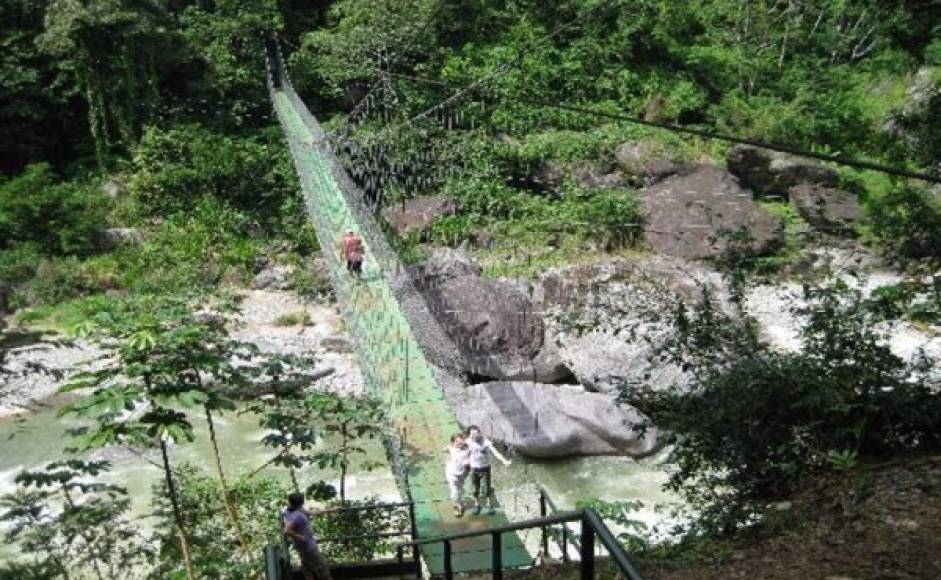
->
xmin=0 ymin=289 xmax=365 ymax=420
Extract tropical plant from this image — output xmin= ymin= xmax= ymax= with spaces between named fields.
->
xmin=0 ymin=460 xmax=153 ymax=579
xmin=305 ymin=392 xmax=386 ymax=504
xmin=57 ymin=296 xmax=310 ymax=577
xmin=623 ymin=280 xmax=941 ymax=534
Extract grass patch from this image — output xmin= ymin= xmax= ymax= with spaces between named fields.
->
xmin=272 ymin=310 xmax=312 ymax=327
xmin=13 ymin=294 xmax=119 ymax=334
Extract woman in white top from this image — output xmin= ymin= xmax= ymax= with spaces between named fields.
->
xmin=444 ymin=432 xmax=471 ymax=517
xmin=466 ymin=425 xmax=511 ymax=515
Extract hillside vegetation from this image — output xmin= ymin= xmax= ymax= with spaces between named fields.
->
xmin=1 ymin=1 xmax=940 ymax=578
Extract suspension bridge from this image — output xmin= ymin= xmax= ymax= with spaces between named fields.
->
xmin=266 ymin=40 xmax=533 ymax=575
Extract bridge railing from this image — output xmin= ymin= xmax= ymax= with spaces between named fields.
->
xmin=397 ymin=507 xmax=646 ymax=580
xmin=268 ymin=500 xmax=421 ymax=580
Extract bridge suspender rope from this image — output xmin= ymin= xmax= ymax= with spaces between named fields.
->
xmin=265 ymin=41 xmax=533 ymax=575
xmin=382 ymin=72 xmax=941 ymax=186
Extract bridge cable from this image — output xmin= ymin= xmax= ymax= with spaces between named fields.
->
xmin=331 ymin=0 xmax=449 ymax=138
xmin=346 ymin=0 xmax=623 ymax=138
xmin=385 ymin=71 xmax=941 ymax=185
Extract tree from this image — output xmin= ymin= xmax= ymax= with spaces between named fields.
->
xmin=306 ymin=392 xmax=386 ymax=504
xmin=0 ymin=460 xmax=153 ymax=579
xmin=175 ymin=0 xmax=285 ymax=129
xmin=623 ymin=280 xmax=941 ymax=533
xmin=58 ymin=297 xmax=214 ymax=579
xmin=38 ymin=0 xmax=179 ymax=167
xmin=0 ymin=0 xmax=84 ymax=173
xmin=61 ymin=295 xmax=324 ymax=571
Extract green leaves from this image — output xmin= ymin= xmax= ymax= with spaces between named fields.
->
xmin=0 ymin=164 xmax=108 ymax=256
xmin=626 ymin=279 xmax=941 ymax=534
xmin=60 ymin=385 xmax=143 ymax=418
xmin=1 ymin=459 xmax=153 ymax=577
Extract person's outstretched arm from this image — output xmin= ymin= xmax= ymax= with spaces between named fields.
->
xmin=309 ymin=506 xmax=343 ymax=517
xmin=488 ymin=441 xmax=512 ymax=466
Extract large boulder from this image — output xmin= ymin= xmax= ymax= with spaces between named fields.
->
xmin=381 ymin=195 xmax=458 ymax=237
xmin=409 ymin=249 xmax=570 ymax=382
xmin=408 ymin=247 xmax=481 ymax=284
xmin=726 ymin=145 xmax=839 ymax=198
xmin=614 ymin=140 xmax=682 ymax=184
xmin=455 ymin=381 xmax=661 ymax=458
xmin=536 ymin=256 xmax=736 ymax=394
xmin=789 ymin=184 xmax=864 ymax=233
xmin=642 ymin=165 xmax=782 ymax=258
xmin=562 ymin=333 xmax=689 ymax=394
xmin=528 ymin=161 xmax=627 ymax=193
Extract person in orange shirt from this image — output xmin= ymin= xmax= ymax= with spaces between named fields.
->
xmin=339 ymin=230 xmax=364 ymax=280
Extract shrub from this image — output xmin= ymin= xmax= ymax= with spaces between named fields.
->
xmin=273 ymin=311 xmax=312 ymax=327
xmin=151 ymin=466 xmax=288 ymax=579
xmin=129 ymin=124 xmax=297 ymax=222
xmin=120 ymin=197 xmax=259 ymax=293
xmin=867 ymin=183 xmax=941 ymax=260
xmin=0 ymin=164 xmax=108 ymax=256
xmin=0 ymin=247 xmax=107 ymax=309
xmin=625 ymin=280 xmax=941 ymax=534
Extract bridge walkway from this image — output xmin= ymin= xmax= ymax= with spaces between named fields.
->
xmin=270 ymin=81 xmax=532 ymax=574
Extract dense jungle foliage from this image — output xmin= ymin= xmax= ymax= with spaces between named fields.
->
xmin=1 ymin=0 xmax=940 ymax=577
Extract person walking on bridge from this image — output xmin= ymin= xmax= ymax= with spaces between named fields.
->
xmin=466 ymin=425 xmax=511 ymax=516
xmin=445 ymin=432 xmax=471 ymax=517
xmin=340 ymin=229 xmax=364 ymax=280
xmin=283 ymin=492 xmax=337 ymax=580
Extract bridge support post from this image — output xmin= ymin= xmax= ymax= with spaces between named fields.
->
xmin=492 ymin=531 xmax=503 ymax=580
xmin=443 ymin=539 xmax=453 ymax=580
xmin=539 ymin=491 xmax=549 ymax=559
xmin=580 ymin=515 xmax=595 ymax=580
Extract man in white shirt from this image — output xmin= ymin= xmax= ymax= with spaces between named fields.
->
xmin=465 ymin=425 xmax=511 ymax=515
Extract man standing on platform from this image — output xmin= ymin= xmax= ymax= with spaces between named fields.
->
xmin=283 ymin=492 xmax=337 ymax=580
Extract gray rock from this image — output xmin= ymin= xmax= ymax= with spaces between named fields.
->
xmin=408 ymin=247 xmax=482 ymax=283
xmin=642 ymin=165 xmax=782 ymax=258
xmin=789 ymin=184 xmax=864 ymax=233
xmin=101 ymin=227 xmax=143 ymax=248
xmin=563 ymin=334 xmax=689 ymax=394
xmin=571 ymin=162 xmax=628 ymax=189
xmin=614 ymin=140 xmax=682 ymax=183
xmin=194 ymin=313 xmax=227 ymax=328
xmin=409 ymin=250 xmax=570 ymax=383
xmin=536 ymin=256 xmax=735 ymax=394
xmin=530 ymin=161 xmax=565 ymax=192
xmin=101 ymin=178 xmax=125 ymax=199
xmin=455 ymin=381 xmax=660 ymax=458
xmin=252 ymin=263 xmax=295 ymax=291
xmin=381 ymin=195 xmax=458 ymax=237
xmin=726 ymin=145 xmax=839 ymax=198
xmin=321 ymin=336 xmax=353 ymax=354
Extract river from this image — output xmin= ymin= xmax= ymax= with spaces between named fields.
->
xmin=0 ymin=399 xmax=677 ymax=563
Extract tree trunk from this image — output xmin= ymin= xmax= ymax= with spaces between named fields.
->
xmin=340 ymin=423 xmax=348 ymax=504
xmin=205 ymin=405 xmax=251 ymax=558
xmin=289 ymin=466 xmax=300 ymax=493
xmin=160 ymin=439 xmax=195 ymax=580
xmin=63 ymin=489 xmax=106 ymax=580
